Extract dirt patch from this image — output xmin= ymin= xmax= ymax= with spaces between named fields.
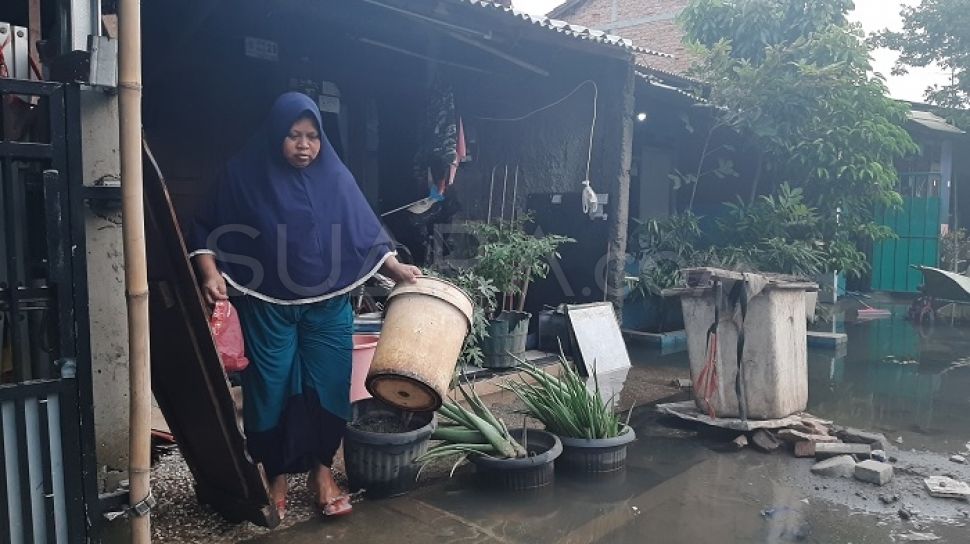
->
xmin=351 ymin=412 xmax=423 ymax=433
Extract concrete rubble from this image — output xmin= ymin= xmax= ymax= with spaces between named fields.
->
xmin=811 ymin=455 xmax=857 ymax=478
xmin=794 ymin=441 xmax=817 ymax=458
xmin=924 ymin=476 xmax=970 ymax=500
xmin=777 ymin=429 xmax=838 ymax=444
xmin=751 ymin=430 xmax=782 ymax=453
xmin=834 ymin=427 xmax=892 ymax=452
xmin=855 ymin=460 xmax=894 ymax=486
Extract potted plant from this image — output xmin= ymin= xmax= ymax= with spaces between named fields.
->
xmin=506 ymin=357 xmax=635 ymax=474
xmin=343 ymin=398 xmax=437 ymax=498
xmin=417 ymin=382 xmax=562 ymax=491
xmin=466 ymin=215 xmax=572 ymax=368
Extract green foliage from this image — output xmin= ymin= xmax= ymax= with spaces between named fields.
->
xmin=631 ymin=212 xmax=704 ymax=296
xmin=632 ymin=187 xmax=869 ymax=279
xmin=440 ymin=269 xmax=499 ymax=367
xmin=465 ymin=214 xmax=573 ymax=311
xmin=682 ymin=0 xmax=854 ymax=63
xmin=680 ymin=0 xmax=917 ymax=276
xmin=505 ymin=356 xmax=626 ymax=440
xmin=874 ymin=0 xmax=970 ymax=110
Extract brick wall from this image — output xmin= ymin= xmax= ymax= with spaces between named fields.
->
xmin=552 ymin=0 xmax=697 ymax=73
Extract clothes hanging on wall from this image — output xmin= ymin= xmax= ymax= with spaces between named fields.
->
xmin=413 ymin=82 xmax=465 ymax=195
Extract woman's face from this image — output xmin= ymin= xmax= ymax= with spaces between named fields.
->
xmin=282 ymin=116 xmax=322 ymax=169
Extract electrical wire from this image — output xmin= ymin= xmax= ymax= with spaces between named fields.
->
xmin=474 ymin=79 xmax=599 ymax=190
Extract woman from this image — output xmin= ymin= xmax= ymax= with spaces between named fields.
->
xmin=188 ymin=92 xmax=419 ymax=519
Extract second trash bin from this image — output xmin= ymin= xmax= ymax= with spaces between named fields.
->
xmin=666 ymin=268 xmax=817 ymax=420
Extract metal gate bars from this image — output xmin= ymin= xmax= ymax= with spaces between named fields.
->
xmin=0 ymin=78 xmax=97 ymax=543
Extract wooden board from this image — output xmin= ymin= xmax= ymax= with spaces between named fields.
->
xmin=143 ymin=142 xmax=278 ymax=528
xmin=565 ymin=302 xmax=631 ymax=376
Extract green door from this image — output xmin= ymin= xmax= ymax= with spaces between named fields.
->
xmin=871 ymin=173 xmax=941 ymax=293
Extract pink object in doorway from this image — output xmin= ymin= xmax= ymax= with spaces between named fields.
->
xmin=351 ymin=334 xmax=380 ymax=402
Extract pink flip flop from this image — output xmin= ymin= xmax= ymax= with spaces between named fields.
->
xmin=320 ymin=494 xmax=353 ymax=518
xmin=276 ymin=497 xmax=287 ymax=521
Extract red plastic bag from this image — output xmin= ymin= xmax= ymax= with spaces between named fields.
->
xmin=210 ymin=301 xmax=250 ymax=373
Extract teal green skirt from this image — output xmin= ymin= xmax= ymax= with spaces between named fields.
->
xmin=234 ymin=294 xmax=352 ymax=476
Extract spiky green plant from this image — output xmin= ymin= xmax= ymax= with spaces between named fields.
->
xmin=416 ymin=379 xmax=526 ymax=479
xmin=505 ymin=356 xmax=630 ymax=440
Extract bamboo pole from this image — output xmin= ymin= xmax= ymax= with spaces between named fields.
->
xmin=118 ymin=0 xmax=152 ymax=541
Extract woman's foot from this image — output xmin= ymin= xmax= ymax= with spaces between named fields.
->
xmin=270 ymin=475 xmax=288 ymax=520
xmin=310 ymin=465 xmax=353 ymax=517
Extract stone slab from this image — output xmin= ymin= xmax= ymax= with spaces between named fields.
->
xmin=815 ymin=442 xmax=872 ymax=460
xmin=855 ymin=460 xmax=893 ymax=486
xmin=835 ymin=427 xmax=892 ymax=452
xmin=656 ymin=401 xmax=826 ymax=432
xmin=924 ymin=476 xmax=970 ymax=500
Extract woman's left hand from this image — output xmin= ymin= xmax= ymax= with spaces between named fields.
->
xmin=382 ymin=256 xmax=421 ymax=284
xmin=392 ymin=263 xmax=422 ymax=284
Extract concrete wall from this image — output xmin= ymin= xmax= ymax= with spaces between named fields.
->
xmin=79 ymin=88 xmax=130 ymax=492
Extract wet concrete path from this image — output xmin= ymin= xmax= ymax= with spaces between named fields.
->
xmin=244 ymin=302 xmax=970 ymax=544
xmin=243 ymin=409 xmax=968 ymax=543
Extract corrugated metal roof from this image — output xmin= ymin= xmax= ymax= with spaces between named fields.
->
xmin=456 ymin=1 xmax=672 ymax=58
xmin=635 ymin=71 xmax=707 ymax=103
xmin=908 ymin=110 xmax=965 ymax=135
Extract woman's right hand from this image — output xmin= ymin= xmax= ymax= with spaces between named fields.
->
xmin=202 ymin=274 xmax=229 ymax=305
xmin=194 ymin=253 xmax=229 ymax=305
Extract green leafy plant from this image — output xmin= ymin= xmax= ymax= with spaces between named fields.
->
xmin=505 ymin=356 xmax=629 ymax=440
xmin=465 ymin=214 xmax=573 ymax=312
xmin=423 ymin=268 xmax=498 ymax=367
xmin=631 ymin=213 xmax=703 ymax=297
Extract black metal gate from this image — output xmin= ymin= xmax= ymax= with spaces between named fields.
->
xmin=0 ymin=79 xmax=97 ymax=543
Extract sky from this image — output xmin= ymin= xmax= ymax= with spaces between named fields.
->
xmin=512 ymin=0 xmax=950 ymax=103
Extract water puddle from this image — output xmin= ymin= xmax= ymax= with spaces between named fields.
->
xmin=808 ymin=305 xmax=970 ymax=453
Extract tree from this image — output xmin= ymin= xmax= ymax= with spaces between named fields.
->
xmin=875 ymin=0 xmax=970 ymax=108
xmin=679 ymin=0 xmax=918 ymax=276
xmin=874 ymin=0 xmax=970 ymax=125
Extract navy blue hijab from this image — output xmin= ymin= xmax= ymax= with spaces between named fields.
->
xmin=189 ymin=92 xmax=394 ymax=302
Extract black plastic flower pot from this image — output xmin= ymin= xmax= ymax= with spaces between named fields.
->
xmin=556 ymin=425 xmax=636 ymax=473
xmin=481 ymin=311 xmax=532 ymax=369
xmin=343 ymin=399 xmax=436 ymax=498
xmin=470 ymin=429 xmax=562 ymax=491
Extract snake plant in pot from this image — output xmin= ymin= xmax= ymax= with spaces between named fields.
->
xmin=416 ymin=381 xmax=562 ymax=491
xmin=466 ymin=215 xmax=573 ymax=368
xmin=506 ymin=357 xmax=635 ymax=473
